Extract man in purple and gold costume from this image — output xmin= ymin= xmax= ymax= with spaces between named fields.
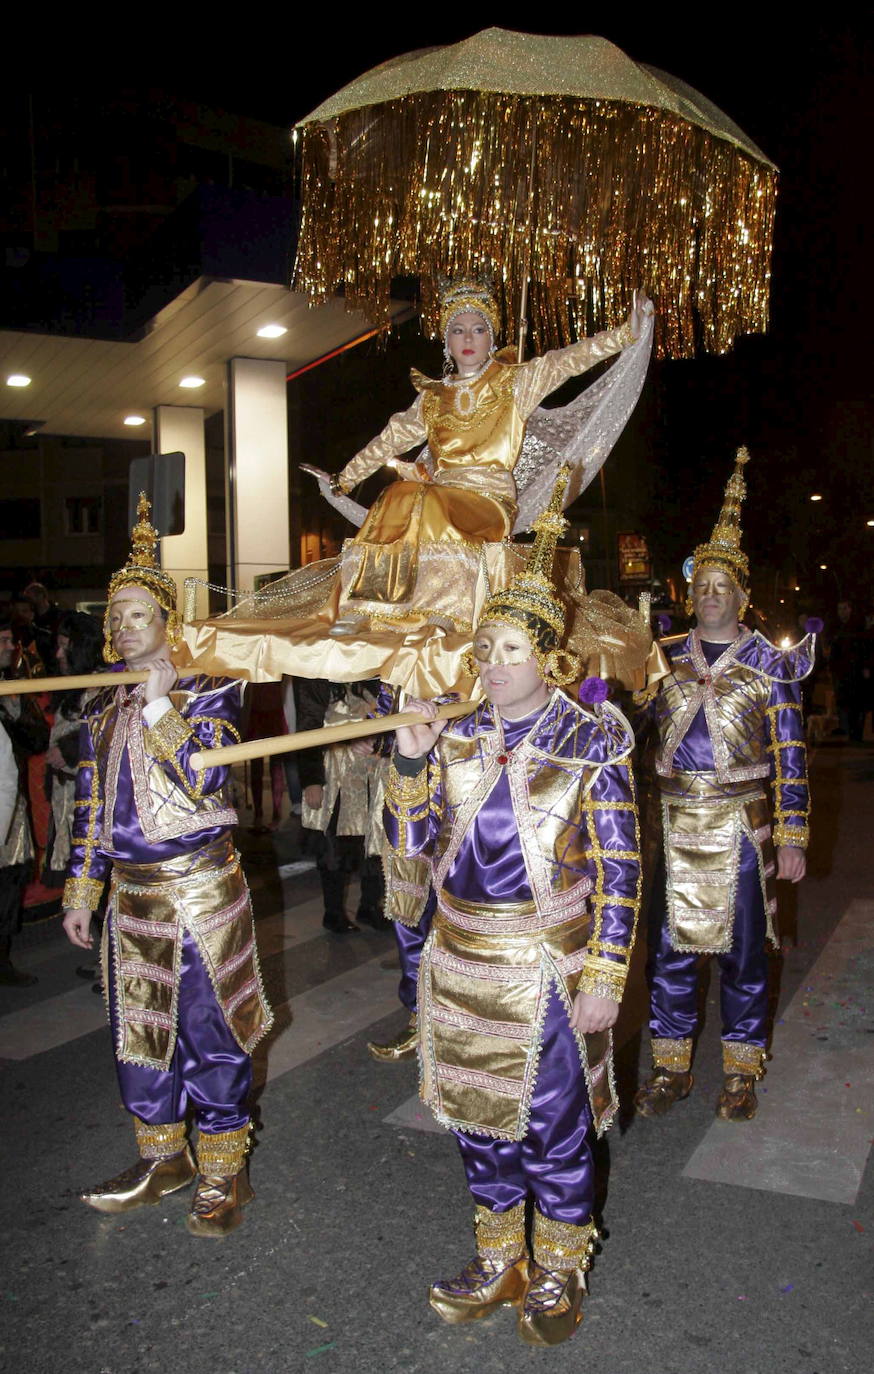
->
xmin=635 ymin=449 xmax=812 ymax=1123
xmin=62 ymin=496 xmax=272 ymax=1237
xmin=383 ymin=474 xmax=641 ymax=1346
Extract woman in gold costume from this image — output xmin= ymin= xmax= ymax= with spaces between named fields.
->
xmin=308 ymin=280 xmax=649 ymax=636
xmin=187 ymin=282 xmax=656 ymax=700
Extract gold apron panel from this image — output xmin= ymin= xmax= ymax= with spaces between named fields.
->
xmin=661 ymin=785 xmax=775 ymax=953
xmin=419 ymin=905 xmax=617 ymax=1140
xmin=106 ymin=836 xmax=273 ymax=1070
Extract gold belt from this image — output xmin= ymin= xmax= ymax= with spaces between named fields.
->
xmin=111 ymin=835 xmax=236 ymax=890
xmin=658 ymin=771 xmax=766 ymax=802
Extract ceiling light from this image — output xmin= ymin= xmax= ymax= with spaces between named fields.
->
xmin=179 ymin=375 xmax=205 ymax=389
xmin=820 ymin=564 xmax=827 ymax=570
xmin=6 ymin=374 xmax=31 ymax=387
xmin=124 ymin=415 xmax=147 ymax=427
xmin=257 ymin=324 xmax=287 ymax=339
xmin=868 ymin=520 xmax=874 ymax=528
xmin=810 ymin=493 xmax=822 ymax=502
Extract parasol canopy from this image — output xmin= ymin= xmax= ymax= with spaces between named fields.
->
xmin=293 ymin=27 xmax=777 ymax=358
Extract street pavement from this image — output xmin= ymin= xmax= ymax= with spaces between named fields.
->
xmin=1 ymin=742 xmax=871 ymax=1374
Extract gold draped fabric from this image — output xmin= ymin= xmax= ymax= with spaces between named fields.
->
xmin=184 ymin=543 xmax=662 ymax=699
xmin=104 ymin=836 xmax=273 ymax=1070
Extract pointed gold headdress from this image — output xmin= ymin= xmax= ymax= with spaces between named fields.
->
xmin=103 ymin=492 xmax=181 ymax=662
xmin=474 ymin=466 xmax=581 ymax=685
xmin=439 ymin=276 xmax=501 ymax=340
xmin=686 ymin=447 xmax=751 ymax=614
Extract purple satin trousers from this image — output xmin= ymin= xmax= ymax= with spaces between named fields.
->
xmin=646 ymin=837 xmax=769 ymax=1047
xmin=109 ymin=926 xmax=252 ymax=1134
xmin=453 ymin=990 xmax=594 ymax=1224
xmin=394 ymin=891 xmax=435 ymax=1012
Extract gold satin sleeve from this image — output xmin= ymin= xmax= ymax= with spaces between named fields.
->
xmin=338 ymin=394 xmax=428 ymax=491
xmin=513 ymin=320 xmax=635 ymax=420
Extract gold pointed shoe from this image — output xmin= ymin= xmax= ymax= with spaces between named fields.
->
xmin=81 ymin=1146 xmax=196 ymax=1214
xmin=368 ymin=1014 xmax=418 ymax=1062
xmin=634 ymin=1069 xmax=694 ymax=1117
xmin=716 ymin=1073 xmax=758 ymax=1121
xmin=517 ymin=1263 xmax=586 ymax=1346
xmin=429 ymin=1256 xmax=528 ymax=1324
xmin=186 ymin=1171 xmax=255 ymax=1238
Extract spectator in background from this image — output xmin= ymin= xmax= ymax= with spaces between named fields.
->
xmin=0 ymin=615 xmax=49 ymax=986
xmin=242 ymin=681 xmax=287 ymax=833
xmin=23 ymin=581 xmax=62 ymax=642
xmin=44 ymin=614 xmax=106 ymax=993
xmin=829 ymin=600 xmax=866 ymax=742
xmin=296 ymin=678 xmax=387 ymax=935
xmin=9 ymin=595 xmax=52 ymax=673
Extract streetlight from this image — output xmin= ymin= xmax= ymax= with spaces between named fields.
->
xmin=810 ymin=493 xmax=822 ymax=502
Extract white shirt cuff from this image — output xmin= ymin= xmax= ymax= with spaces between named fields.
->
xmin=142 ymin=697 xmax=173 ymax=727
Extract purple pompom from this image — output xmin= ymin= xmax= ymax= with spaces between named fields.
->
xmin=656 ymin=613 xmax=672 ymax=635
xmin=579 ymin=676 xmax=609 ymax=706
xmin=805 ymin=616 xmax=824 ymax=635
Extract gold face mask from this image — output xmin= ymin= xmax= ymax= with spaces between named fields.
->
xmin=472 ymin=623 xmax=536 ymax=667
xmin=108 ymin=598 xmax=158 ymax=633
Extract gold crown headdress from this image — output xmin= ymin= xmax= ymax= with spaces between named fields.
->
xmin=686 ymin=447 xmax=751 ymax=615
xmin=473 ymin=466 xmax=581 ymax=686
xmin=438 ymin=276 xmax=501 ymax=340
xmin=103 ymin=492 xmax=181 ymax=662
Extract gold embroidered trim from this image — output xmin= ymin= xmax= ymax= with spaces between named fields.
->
xmin=578 ymin=961 xmax=626 ymax=1001
xmin=532 ymin=1211 xmax=597 ymax=1269
xmin=652 ymin=1037 xmax=693 ymax=1072
xmin=63 ymin=876 xmax=105 ymax=912
xmin=721 ymin=1039 xmax=766 ymax=1078
xmin=474 ymin=1202 xmax=526 ymax=1264
xmin=72 ymin=749 xmax=103 ymax=891
xmin=134 ymin=1118 xmax=188 ymax=1160
xmin=196 ymin=1122 xmax=252 ymax=1176
xmin=385 ymin=759 xmax=429 ymax=811
xmin=144 ymin=705 xmax=194 ymax=761
xmin=773 ymin=822 xmax=809 ymax=848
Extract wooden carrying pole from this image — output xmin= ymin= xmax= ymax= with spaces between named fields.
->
xmin=190 ymin=699 xmax=473 ymax=773
xmin=0 ymin=670 xmax=148 ymax=697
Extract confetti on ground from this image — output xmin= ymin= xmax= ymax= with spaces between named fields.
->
xmin=200 ymin=1292 xmax=219 ymax=1299
xmin=306 ymin=1344 xmax=336 ymax=1357
xmin=780 ymin=1284 xmax=794 ymax=1293
xmin=852 ymin=1220 xmax=865 ymax=1233
xmin=737 ymin=1295 xmax=748 ymax=1301
xmin=308 ymin=1316 xmax=328 ymax=1328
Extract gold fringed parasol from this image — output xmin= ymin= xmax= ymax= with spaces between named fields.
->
xmin=293 ymin=28 xmax=777 ymax=359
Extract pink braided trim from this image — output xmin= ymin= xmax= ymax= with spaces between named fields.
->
xmin=436 ymin=1062 xmax=522 ymax=1098
xmin=196 ymin=892 xmax=250 ymax=934
xmin=216 ymin=938 xmax=255 ymax=981
xmin=119 ymin=959 xmax=175 ymax=987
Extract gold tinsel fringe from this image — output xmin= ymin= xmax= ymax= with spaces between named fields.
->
xmin=293 ymin=92 xmax=776 ymax=359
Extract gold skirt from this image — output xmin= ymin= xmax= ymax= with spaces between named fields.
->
xmin=104 ymin=836 xmax=273 ymax=1070
xmin=349 ymin=481 xmax=509 ymax=604
xmin=418 ymin=895 xmax=616 ymax=1140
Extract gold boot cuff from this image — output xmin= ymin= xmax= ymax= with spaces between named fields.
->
xmin=532 ymin=1212 xmax=598 ymax=1271
xmin=134 ymin=1118 xmax=188 ymax=1160
xmin=721 ymin=1040 xmax=765 ymax=1078
xmin=474 ymin=1202 xmax=526 ymax=1265
xmin=196 ymin=1122 xmax=252 ymax=1177
xmin=652 ymin=1037 xmax=693 ymax=1073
